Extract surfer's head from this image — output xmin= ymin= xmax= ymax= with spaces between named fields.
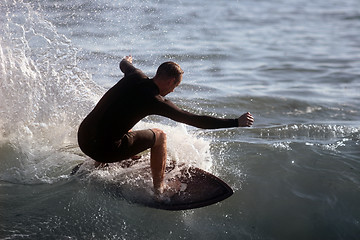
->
xmin=153 ymin=62 xmax=184 ymax=96
xmin=155 ymin=61 xmax=184 ymax=84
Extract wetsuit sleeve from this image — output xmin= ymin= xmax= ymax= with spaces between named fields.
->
xmin=119 ymin=59 xmax=137 ymax=75
xmin=153 ymin=97 xmax=238 ymax=129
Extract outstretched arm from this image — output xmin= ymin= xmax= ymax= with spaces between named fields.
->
xmin=119 ymin=55 xmax=136 ymax=74
xmin=154 ymin=97 xmax=254 ymax=129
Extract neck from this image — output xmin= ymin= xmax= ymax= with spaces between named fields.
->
xmin=153 ymin=76 xmax=174 ymax=96
xmin=152 ymin=77 xmax=165 ymax=96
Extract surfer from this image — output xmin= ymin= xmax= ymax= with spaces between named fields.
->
xmin=77 ymin=55 xmax=254 ymax=195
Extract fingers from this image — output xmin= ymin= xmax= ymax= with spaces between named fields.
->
xmin=123 ymin=55 xmax=133 ymax=63
xmin=246 ymin=112 xmax=254 ymax=125
xmin=238 ymin=112 xmax=254 ymax=127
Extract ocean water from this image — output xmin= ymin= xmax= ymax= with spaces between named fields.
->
xmin=1 ymin=0 xmax=359 ymax=239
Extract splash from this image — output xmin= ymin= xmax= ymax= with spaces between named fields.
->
xmin=0 ymin=0 xmax=103 ymax=183
xmin=0 ymin=0 xmax=213 ymax=184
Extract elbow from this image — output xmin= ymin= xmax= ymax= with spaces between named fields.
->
xmin=119 ymin=60 xmax=126 ymax=73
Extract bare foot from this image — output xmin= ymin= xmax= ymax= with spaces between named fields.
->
xmin=154 ymin=178 xmax=186 ymax=201
xmin=166 ymin=178 xmax=182 ymax=193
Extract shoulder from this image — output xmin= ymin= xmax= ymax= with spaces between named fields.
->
xmin=137 ymin=78 xmax=159 ymax=96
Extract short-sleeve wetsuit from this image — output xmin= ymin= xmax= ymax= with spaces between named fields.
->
xmin=77 ymin=61 xmax=238 ymax=162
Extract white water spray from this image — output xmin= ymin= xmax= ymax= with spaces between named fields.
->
xmin=0 ymin=0 xmax=213 ymax=184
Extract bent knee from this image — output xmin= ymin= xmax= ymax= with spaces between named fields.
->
xmin=152 ymin=128 xmax=166 ymax=144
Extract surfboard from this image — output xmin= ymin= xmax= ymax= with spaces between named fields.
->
xmin=71 ymin=159 xmax=233 ymax=211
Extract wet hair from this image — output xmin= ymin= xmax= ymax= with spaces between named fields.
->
xmin=155 ymin=61 xmax=184 ymax=84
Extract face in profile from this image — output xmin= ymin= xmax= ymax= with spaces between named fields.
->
xmin=161 ymin=76 xmax=182 ymax=96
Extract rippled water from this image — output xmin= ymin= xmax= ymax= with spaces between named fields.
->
xmin=1 ymin=0 xmax=359 ymax=239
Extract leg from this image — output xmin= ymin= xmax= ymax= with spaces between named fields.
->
xmin=93 ymin=130 xmax=141 ymax=168
xmin=93 ymin=129 xmax=156 ymax=165
xmin=128 ymin=129 xmax=141 ymax=160
xmin=150 ymin=128 xmax=167 ymax=194
xmin=90 ymin=129 xmax=167 ymax=193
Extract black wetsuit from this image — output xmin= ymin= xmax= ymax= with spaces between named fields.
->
xmin=78 ymin=61 xmax=238 ymax=162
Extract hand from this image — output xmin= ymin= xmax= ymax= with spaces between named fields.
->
xmin=238 ymin=112 xmax=254 ymax=127
xmin=123 ymin=55 xmax=133 ymax=63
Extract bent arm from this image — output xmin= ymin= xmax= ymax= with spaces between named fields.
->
xmin=119 ymin=56 xmax=136 ymax=75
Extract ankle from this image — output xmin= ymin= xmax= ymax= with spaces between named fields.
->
xmin=154 ymin=182 xmax=164 ymax=195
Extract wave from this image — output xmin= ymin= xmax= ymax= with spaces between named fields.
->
xmin=257 ymin=124 xmax=359 ymax=141
xmin=252 ymin=124 xmax=359 ymax=158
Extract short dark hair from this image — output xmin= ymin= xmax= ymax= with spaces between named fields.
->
xmin=155 ymin=61 xmax=184 ymax=83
